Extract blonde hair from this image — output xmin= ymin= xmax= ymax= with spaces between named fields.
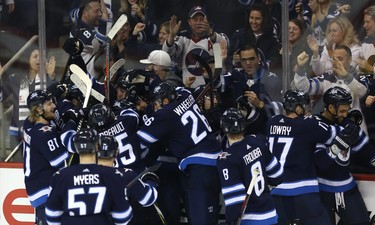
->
xmin=310 ymin=0 xmax=333 ymax=29
xmin=325 ymin=16 xmax=359 ymax=50
xmin=119 ymin=0 xmax=147 ymax=15
xmin=27 ymin=106 xmax=41 ymax=124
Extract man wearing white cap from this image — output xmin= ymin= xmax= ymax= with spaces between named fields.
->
xmin=140 ymin=50 xmax=183 ymax=90
xmin=162 ymin=5 xmax=228 ymax=88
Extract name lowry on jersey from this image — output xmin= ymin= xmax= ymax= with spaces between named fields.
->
xmin=74 ymin=174 xmax=100 ymax=186
xmin=269 ymin=125 xmax=292 ymax=136
xmin=243 ymin=147 xmax=262 ymax=165
xmin=173 ymin=95 xmax=195 ymax=116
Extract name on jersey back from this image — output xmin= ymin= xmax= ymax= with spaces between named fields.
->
xmin=269 ymin=125 xmax=292 ymax=136
xmin=100 ymin=121 xmax=125 ymax=136
xmin=173 ymin=95 xmax=195 ymax=116
xmin=74 ymin=174 xmax=100 ymax=186
xmin=243 ymin=147 xmax=262 ymax=165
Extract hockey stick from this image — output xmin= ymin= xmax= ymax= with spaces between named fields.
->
xmin=70 ymin=73 xmax=105 ymax=103
xmin=154 ymin=202 xmax=168 ymax=225
xmin=125 ymin=163 xmax=161 ymax=189
xmin=0 ymin=35 xmax=38 ymax=78
xmin=69 ymin=64 xmax=105 ymax=103
xmin=69 ymin=64 xmax=92 ymax=131
xmin=237 ymin=168 xmax=260 ymax=225
xmin=104 ymin=41 xmax=110 ymax=101
xmin=110 ymin=58 xmax=125 ymax=82
xmin=105 ymin=14 xmax=128 ymax=102
xmin=4 ymin=141 xmax=23 ymax=162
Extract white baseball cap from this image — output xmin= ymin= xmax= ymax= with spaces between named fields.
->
xmin=140 ymin=50 xmax=171 ymax=67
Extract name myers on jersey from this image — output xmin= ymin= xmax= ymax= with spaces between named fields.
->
xmin=269 ymin=125 xmax=292 ymax=136
xmin=100 ymin=121 xmax=125 ymax=136
xmin=173 ymin=95 xmax=195 ymax=116
xmin=74 ymin=174 xmax=100 ymax=186
xmin=243 ymin=147 xmax=262 ymax=165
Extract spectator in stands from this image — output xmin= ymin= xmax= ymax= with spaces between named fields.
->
xmin=162 ymin=5 xmax=228 ymax=88
xmin=281 ymin=18 xmax=312 ymax=86
xmin=294 ymin=44 xmax=370 ymax=133
xmin=0 ymin=0 xmax=15 ymax=24
xmin=231 ymin=2 xmax=280 ymax=70
xmin=219 ymin=44 xmax=282 ymax=135
xmin=118 ymin=0 xmax=157 ymax=43
xmin=1 ymin=48 xmax=56 ymax=162
xmin=309 ymin=16 xmax=361 ymax=75
xmin=70 ymin=0 xmax=110 ymax=78
xmin=359 ymin=5 xmax=375 ymax=145
xmin=356 ymin=5 xmax=375 ymax=74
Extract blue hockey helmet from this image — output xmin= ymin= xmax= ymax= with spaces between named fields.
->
xmin=88 ymin=103 xmax=115 ymax=131
xmin=149 ymin=82 xmax=177 ymax=103
xmin=97 ymin=135 xmax=118 ymax=159
xmin=73 ymin=128 xmax=99 ymax=154
xmin=323 ymin=86 xmax=352 ymax=109
xmin=221 ymin=108 xmax=245 ymax=134
xmin=27 ymin=90 xmax=55 ymax=110
xmin=282 ymin=90 xmax=310 ymax=112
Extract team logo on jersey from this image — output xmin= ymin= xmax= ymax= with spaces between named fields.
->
xmin=218 ymin=151 xmax=231 ymax=160
xmin=185 ymin=48 xmax=211 ymax=76
xmin=39 ymin=126 xmax=53 ymax=132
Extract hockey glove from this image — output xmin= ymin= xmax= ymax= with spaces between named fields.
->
xmin=335 ymin=149 xmax=350 ymax=166
xmin=140 ymin=172 xmax=160 ymax=188
xmin=63 ymin=37 xmax=83 ymax=56
xmin=329 ymin=123 xmax=360 ymax=155
xmin=347 ymin=109 xmax=363 ymax=126
xmin=62 ymin=108 xmax=89 ymax=124
xmin=47 ymin=82 xmax=67 ymax=99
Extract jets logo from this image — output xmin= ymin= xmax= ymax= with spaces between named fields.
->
xmin=185 ymin=48 xmax=211 ymax=76
xmin=218 ymin=152 xmax=231 ymax=160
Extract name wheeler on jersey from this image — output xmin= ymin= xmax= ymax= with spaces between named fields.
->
xmin=137 ymin=88 xmax=221 ymax=170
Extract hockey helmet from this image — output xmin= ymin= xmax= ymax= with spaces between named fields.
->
xmin=73 ymin=128 xmax=99 ymax=154
xmin=150 ymin=82 xmax=177 ymax=103
xmin=323 ymin=86 xmax=352 ymax=109
xmin=27 ymin=90 xmax=55 ymax=110
xmin=66 ymin=82 xmax=84 ymax=102
xmin=112 ymin=99 xmax=135 ymax=115
xmin=97 ymin=135 xmax=119 ymax=159
xmin=282 ymin=90 xmax=310 ymax=112
xmin=116 ymin=75 xmax=132 ymax=90
xmin=220 ymin=108 xmax=245 ymax=134
xmin=88 ymin=103 xmax=115 ymax=131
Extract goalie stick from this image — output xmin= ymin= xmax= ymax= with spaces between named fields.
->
xmin=105 ymin=14 xmax=128 ymax=102
xmin=237 ymin=168 xmax=260 ymax=225
xmin=69 ymin=64 xmax=105 ymax=103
